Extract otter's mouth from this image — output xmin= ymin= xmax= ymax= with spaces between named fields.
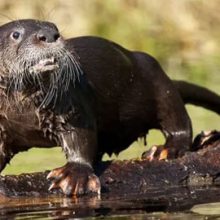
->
xmin=29 ymin=57 xmax=59 ymax=75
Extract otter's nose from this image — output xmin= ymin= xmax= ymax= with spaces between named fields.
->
xmin=37 ymin=29 xmax=60 ymax=43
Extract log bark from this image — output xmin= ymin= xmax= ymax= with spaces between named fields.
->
xmin=0 ymin=131 xmax=220 ymax=212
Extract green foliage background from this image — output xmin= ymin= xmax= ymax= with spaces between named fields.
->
xmin=0 ymin=0 xmax=219 ymax=174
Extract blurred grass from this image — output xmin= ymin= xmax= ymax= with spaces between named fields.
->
xmin=2 ymin=148 xmax=65 ymax=175
xmin=0 ymin=0 xmax=220 ymax=174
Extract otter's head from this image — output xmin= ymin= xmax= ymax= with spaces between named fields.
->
xmin=0 ymin=19 xmax=82 ymax=107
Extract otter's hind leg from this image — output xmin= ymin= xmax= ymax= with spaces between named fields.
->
xmin=157 ymin=82 xmax=192 ymax=158
xmin=135 ymin=52 xmax=192 ymax=159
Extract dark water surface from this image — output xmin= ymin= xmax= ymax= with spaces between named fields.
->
xmin=1 ymin=187 xmax=220 ymax=219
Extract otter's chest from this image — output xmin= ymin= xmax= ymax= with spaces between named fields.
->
xmin=0 ymin=93 xmax=39 ymax=127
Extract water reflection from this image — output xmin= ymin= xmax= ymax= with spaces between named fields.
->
xmin=0 ymin=191 xmax=220 ymax=219
xmin=0 ymin=196 xmax=101 ymax=219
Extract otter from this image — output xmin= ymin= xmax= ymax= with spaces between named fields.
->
xmin=0 ymin=19 xmax=220 ymax=196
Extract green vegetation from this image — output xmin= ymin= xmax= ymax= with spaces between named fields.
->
xmin=0 ymin=0 xmax=219 ymax=174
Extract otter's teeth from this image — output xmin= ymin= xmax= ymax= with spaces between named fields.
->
xmin=39 ymin=57 xmax=55 ymax=66
xmin=29 ymin=57 xmax=59 ymax=74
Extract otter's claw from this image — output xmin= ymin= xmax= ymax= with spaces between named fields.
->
xmin=47 ymin=162 xmax=101 ymax=196
xmin=142 ymin=145 xmax=169 ymax=161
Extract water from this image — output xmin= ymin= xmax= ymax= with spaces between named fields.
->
xmin=1 ymin=187 xmax=220 ymax=219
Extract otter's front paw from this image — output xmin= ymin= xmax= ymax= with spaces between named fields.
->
xmin=47 ymin=162 xmax=101 ymax=196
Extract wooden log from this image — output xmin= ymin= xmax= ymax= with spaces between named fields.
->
xmin=0 ymin=131 xmax=220 ymax=212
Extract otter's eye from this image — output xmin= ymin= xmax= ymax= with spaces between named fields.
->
xmin=11 ymin=31 xmax=21 ymax=40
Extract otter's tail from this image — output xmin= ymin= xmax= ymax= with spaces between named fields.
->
xmin=173 ymin=80 xmax=220 ymax=115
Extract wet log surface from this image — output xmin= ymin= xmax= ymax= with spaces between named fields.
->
xmin=1 ymin=131 xmax=220 ymax=217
